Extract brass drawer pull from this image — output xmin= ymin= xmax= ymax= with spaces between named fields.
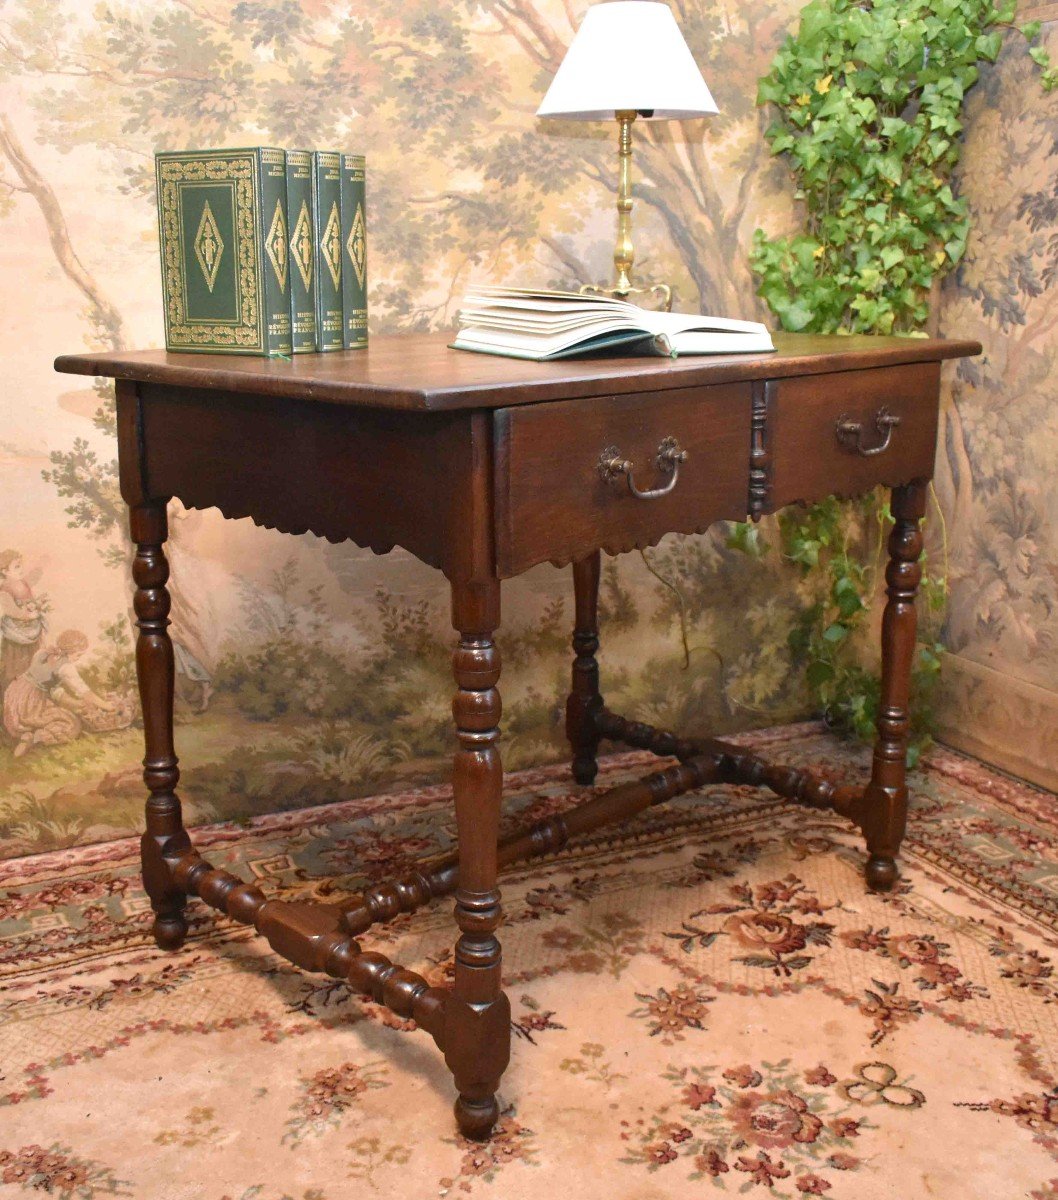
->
xmin=597 ymin=436 xmax=688 ymax=500
xmin=835 ymin=406 xmax=901 ymax=457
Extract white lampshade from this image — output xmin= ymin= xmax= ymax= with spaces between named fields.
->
xmin=536 ymin=1 xmax=718 ymax=121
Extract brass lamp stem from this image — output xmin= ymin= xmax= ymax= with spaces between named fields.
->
xmin=580 ymin=110 xmax=672 ymax=311
xmin=614 ymin=109 xmax=637 ymax=295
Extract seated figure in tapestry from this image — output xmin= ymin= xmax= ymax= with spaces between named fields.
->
xmin=0 ymin=549 xmax=47 ymax=693
xmin=3 ymin=629 xmax=134 ymax=757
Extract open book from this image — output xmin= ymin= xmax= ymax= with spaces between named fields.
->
xmin=452 ymin=286 xmax=774 ymax=360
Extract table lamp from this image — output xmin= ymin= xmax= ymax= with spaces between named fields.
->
xmin=536 ymin=1 xmax=718 ymax=310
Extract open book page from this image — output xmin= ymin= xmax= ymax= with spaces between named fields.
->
xmin=454 ymin=286 xmax=774 ymax=359
xmin=453 ymin=329 xmax=667 ymax=360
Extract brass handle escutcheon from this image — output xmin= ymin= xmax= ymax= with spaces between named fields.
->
xmin=597 ymin=435 xmax=688 ymax=500
xmin=835 ymin=406 xmax=901 ymax=457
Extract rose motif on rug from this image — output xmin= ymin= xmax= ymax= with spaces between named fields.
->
xmin=958 ymin=1088 xmax=1058 ymax=1153
xmin=0 ymin=1142 xmax=130 ymax=1197
xmin=630 ymin=983 xmax=716 ymax=1043
xmin=282 ymin=1061 xmax=389 ymax=1144
xmin=440 ymin=1113 xmax=538 ymax=1194
xmin=664 ymin=876 xmax=836 ymax=976
xmin=841 ymin=925 xmax=989 ymax=1003
xmin=619 ymin=1058 xmax=870 ymax=1194
xmin=538 ymin=911 xmax=648 ymax=978
xmin=511 ymin=993 xmax=565 ymax=1044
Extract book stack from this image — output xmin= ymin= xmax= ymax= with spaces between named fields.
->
xmin=155 ymin=148 xmax=368 ymax=357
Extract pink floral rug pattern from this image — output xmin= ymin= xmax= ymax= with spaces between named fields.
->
xmin=1 ymin=723 xmax=1057 ymax=1198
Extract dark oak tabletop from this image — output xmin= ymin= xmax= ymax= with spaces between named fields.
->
xmin=55 ymin=330 xmax=981 ymax=412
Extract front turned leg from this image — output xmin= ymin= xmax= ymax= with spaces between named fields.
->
xmin=566 ymin=552 xmax=603 ymax=784
xmin=862 ymin=482 xmax=926 ymax=891
xmin=445 ymin=580 xmax=510 ymax=1140
xmin=130 ymin=502 xmax=192 ymax=949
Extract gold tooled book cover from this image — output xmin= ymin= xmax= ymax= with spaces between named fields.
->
xmin=155 ymin=147 xmax=292 ymax=356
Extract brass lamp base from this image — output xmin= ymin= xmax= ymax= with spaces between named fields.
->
xmin=580 ymin=281 xmax=672 ymax=312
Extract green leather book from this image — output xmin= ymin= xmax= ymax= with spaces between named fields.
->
xmin=340 ymin=154 xmax=368 ymax=350
xmin=311 ymin=151 xmax=343 ymax=351
xmin=286 ymin=150 xmax=317 ymax=354
xmin=155 ymin=147 xmax=293 ymax=356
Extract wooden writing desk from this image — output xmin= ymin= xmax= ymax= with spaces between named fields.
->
xmin=55 ymin=330 xmax=979 ymax=1139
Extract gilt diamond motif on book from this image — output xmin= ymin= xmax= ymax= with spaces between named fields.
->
xmin=193 ymin=200 xmax=225 ymax=293
xmin=321 ymin=201 xmax=342 ymax=290
xmin=290 ymin=200 xmax=313 ymax=290
xmin=265 ymin=198 xmax=288 ymax=291
xmin=347 ymin=202 xmax=367 ymax=288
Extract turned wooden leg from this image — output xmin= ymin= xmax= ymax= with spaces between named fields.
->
xmin=862 ymin=481 xmax=926 ymax=892
xmin=130 ymin=501 xmax=192 ymax=949
xmin=444 ymin=579 xmax=510 ymax=1140
xmin=566 ymin=551 xmax=603 ymax=785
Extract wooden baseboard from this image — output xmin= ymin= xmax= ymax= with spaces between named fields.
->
xmin=936 ymin=654 xmax=1058 ymax=794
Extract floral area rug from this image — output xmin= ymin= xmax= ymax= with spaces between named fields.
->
xmin=2 ymin=722 xmax=1058 ymax=1199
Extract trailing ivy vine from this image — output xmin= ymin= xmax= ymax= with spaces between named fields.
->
xmin=744 ymin=0 xmax=1053 ymax=758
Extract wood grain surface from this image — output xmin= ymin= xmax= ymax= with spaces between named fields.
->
xmin=55 ymin=330 xmax=981 ymax=412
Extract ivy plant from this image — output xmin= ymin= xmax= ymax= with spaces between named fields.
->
xmin=744 ymin=0 xmax=1052 ymax=759
xmin=752 ymin=0 xmax=1053 ymax=335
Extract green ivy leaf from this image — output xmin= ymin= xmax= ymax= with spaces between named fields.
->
xmin=835 ymin=586 xmax=865 ymax=617
xmin=778 ymin=299 xmax=817 ymax=330
xmin=806 ymin=660 xmax=836 ymax=689
xmin=726 ymin=521 xmax=765 ymax=557
xmin=974 ymin=32 xmax=1002 ymax=60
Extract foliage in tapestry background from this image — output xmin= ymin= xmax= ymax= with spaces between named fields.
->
xmin=933 ymin=23 xmax=1058 ymax=784
xmin=0 ymin=0 xmax=1053 ymax=857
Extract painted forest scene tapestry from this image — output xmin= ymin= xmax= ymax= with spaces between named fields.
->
xmin=0 ymin=0 xmax=1056 ymax=859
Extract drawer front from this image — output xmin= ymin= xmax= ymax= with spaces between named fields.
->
xmin=494 ymin=383 xmax=752 ymax=577
xmin=767 ymin=362 xmax=941 ymax=512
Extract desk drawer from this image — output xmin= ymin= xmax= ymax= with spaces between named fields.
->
xmin=494 ymin=383 xmax=752 ymax=577
xmin=767 ymin=362 xmax=941 ymax=511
